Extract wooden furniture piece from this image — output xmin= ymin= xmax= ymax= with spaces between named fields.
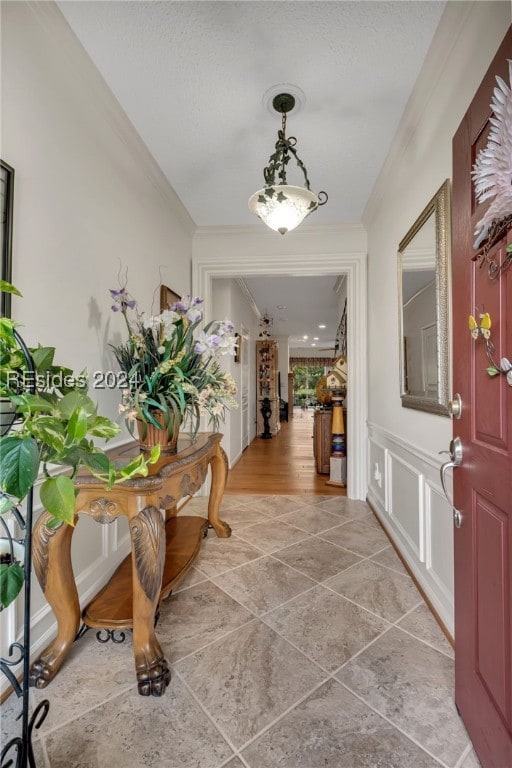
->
xmin=313 ymin=409 xmax=332 ymax=474
xmin=29 ymin=433 xmax=230 ymax=697
xmin=313 ymin=408 xmax=348 ymax=475
xmin=287 ymin=372 xmax=294 ymax=419
xmin=256 ymin=339 xmax=280 ymax=436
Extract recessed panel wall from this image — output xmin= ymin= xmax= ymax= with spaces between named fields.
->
xmin=368 ymin=424 xmax=454 ymax=635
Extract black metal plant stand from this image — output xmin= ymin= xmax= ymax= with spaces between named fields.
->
xmin=1 ymin=331 xmax=49 ymax=768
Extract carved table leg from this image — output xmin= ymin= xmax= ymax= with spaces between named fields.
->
xmin=29 ymin=511 xmax=80 ymax=688
xmin=129 ymin=506 xmax=170 ymax=696
xmin=208 ymin=444 xmax=231 ymax=538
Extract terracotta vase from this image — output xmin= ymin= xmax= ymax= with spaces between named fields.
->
xmin=136 ymin=410 xmax=181 ymax=455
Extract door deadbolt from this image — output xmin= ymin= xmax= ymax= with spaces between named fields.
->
xmin=448 ymin=394 xmax=462 ymax=419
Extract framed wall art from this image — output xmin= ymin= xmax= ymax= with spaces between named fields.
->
xmin=159 ymin=284 xmax=181 ymax=313
xmin=1 ymin=160 xmax=15 ymax=318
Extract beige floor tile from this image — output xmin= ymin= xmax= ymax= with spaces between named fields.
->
xmin=175 ymin=620 xmax=325 ymax=748
xmin=221 ymin=505 xmax=271 ymax=531
xmin=173 ymin=565 xmax=207 ymax=593
xmin=31 ymin=630 xmax=136 ymax=733
xmin=273 ymin=537 xmax=361 ymax=582
xmin=315 ymin=497 xmax=370 ymax=517
xmin=337 ymin=627 xmax=469 ymax=766
xmin=278 ymin=504 xmax=342 ymax=534
xmin=194 ymin=535 xmax=263 ymax=577
xmin=44 ymin=676 xmax=233 ymax=768
xmin=397 ymin=603 xmax=454 ymax=658
xmin=242 ymin=679 xmax=442 ymax=768
xmin=370 ymin=544 xmax=409 ymax=575
xmin=264 ymin=585 xmax=389 ymax=671
xmin=157 ymin=581 xmax=253 ymax=662
xmin=224 ymin=759 xmax=245 ymax=768
xmin=242 ymin=495 xmax=309 ymax=517
xmin=319 ymin=520 xmax=389 ymax=557
xmin=213 ymin=556 xmax=316 ymax=617
xmin=325 ymin=560 xmax=422 ymax=622
xmin=234 ymin=519 xmax=310 ymax=553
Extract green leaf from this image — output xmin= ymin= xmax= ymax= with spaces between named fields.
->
xmin=39 ymin=476 xmax=76 ymax=525
xmin=88 ymin=416 xmax=120 ymax=439
xmin=0 ymin=436 xmax=40 ymax=500
xmin=10 ymin=394 xmax=54 ymax=412
xmin=0 ymin=281 xmax=22 ymax=297
xmin=0 ymin=494 xmax=15 ymax=514
xmin=31 ymin=346 xmax=55 ymax=373
xmin=82 ymin=451 xmax=111 ymax=476
xmin=486 ymin=366 xmax=500 ymax=377
xmin=58 ymin=392 xmax=96 ymax=419
xmin=0 ymin=562 xmax=24 ymax=608
xmin=67 ymin=407 xmax=88 ymax=441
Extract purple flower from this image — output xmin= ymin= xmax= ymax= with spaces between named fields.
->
xmin=110 ymin=287 xmax=136 ymax=312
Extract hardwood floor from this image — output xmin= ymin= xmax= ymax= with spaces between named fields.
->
xmin=225 ymin=408 xmax=346 ymax=496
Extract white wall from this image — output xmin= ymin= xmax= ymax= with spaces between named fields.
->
xmin=275 ymin=335 xmax=290 ymax=402
xmin=211 ymin=278 xmax=259 ymax=466
xmin=363 ymin=1 xmax=511 ymax=635
xmin=1 ymin=0 xmax=194 ymax=685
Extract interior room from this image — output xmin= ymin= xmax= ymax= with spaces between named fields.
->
xmin=1 ymin=2 xmax=511 ymax=767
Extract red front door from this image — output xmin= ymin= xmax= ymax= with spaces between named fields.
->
xmin=452 ymin=28 xmax=512 ymax=768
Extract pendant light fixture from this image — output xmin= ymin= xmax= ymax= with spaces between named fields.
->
xmin=248 ymin=93 xmax=327 ymax=235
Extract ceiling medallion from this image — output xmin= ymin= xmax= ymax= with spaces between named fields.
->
xmin=248 ymin=92 xmax=327 ymax=235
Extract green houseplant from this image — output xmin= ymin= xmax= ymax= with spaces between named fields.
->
xmin=0 ymin=281 xmax=158 ymax=608
xmin=110 ymin=284 xmax=238 ymax=450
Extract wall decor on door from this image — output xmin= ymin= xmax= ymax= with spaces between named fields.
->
xmin=1 ymin=160 xmax=15 ymax=318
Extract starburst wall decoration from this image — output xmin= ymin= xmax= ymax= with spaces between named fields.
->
xmin=471 ymin=59 xmax=512 ymax=250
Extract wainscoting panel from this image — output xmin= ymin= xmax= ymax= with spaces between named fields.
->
xmin=368 ymin=439 xmax=387 ymax=509
xmin=367 ymin=422 xmax=454 ymax=637
xmin=388 ymin=453 xmax=423 ymax=561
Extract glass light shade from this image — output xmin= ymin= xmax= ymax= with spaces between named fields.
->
xmin=248 ymin=184 xmax=319 ymax=235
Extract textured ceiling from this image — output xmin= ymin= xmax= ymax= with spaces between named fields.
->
xmin=57 ymin=0 xmax=445 ymax=228
xmin=56 ymin=1 xmax=445 ymax=350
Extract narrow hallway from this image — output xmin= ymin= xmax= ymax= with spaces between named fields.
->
xmin=226 ymin=408 xmax=346 ymax=496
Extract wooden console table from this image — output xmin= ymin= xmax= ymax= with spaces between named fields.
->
xmin=29 ymin=433 xmax=230 ymax=697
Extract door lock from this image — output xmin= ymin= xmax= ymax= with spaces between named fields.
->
xmin=439 ymin=437 xmax=463 ymax=528
xmin=448 ymin=394 xmax=462 ymax=419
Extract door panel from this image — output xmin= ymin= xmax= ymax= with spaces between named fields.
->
xmin=452 ymin=27 xmax=512 ymax=768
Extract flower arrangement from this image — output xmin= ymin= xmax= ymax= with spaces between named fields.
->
xmin=110 ymin=285 xmax=238 ymax=441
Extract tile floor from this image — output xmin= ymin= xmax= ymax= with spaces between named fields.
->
xmin=2 ymin=494 xmax=483 ymax=768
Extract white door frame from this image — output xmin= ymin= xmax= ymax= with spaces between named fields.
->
xmin=192 ymin=250 xmax=368 ymax=501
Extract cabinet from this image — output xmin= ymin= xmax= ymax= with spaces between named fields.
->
xmin=256 ymin=339 xmax=280 ymax=436
xmin=313 ymin=408 xmax=348 ymax=474
xmin=313 ymin=409 xmax=332 ymax=474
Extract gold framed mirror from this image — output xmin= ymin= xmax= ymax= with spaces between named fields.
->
xmin=398 ymin=179 xmax=451 ymax=416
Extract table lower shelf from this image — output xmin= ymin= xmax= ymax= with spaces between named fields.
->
xmin=82 ymin=516 xmax=208 ymax=629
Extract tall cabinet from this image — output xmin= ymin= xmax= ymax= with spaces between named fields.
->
xmin=256 ymin=339 xmax=280 ymax=436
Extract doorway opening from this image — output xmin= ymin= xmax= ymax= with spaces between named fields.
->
xmin=193 ymin=248 xmax=367 ymax=501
